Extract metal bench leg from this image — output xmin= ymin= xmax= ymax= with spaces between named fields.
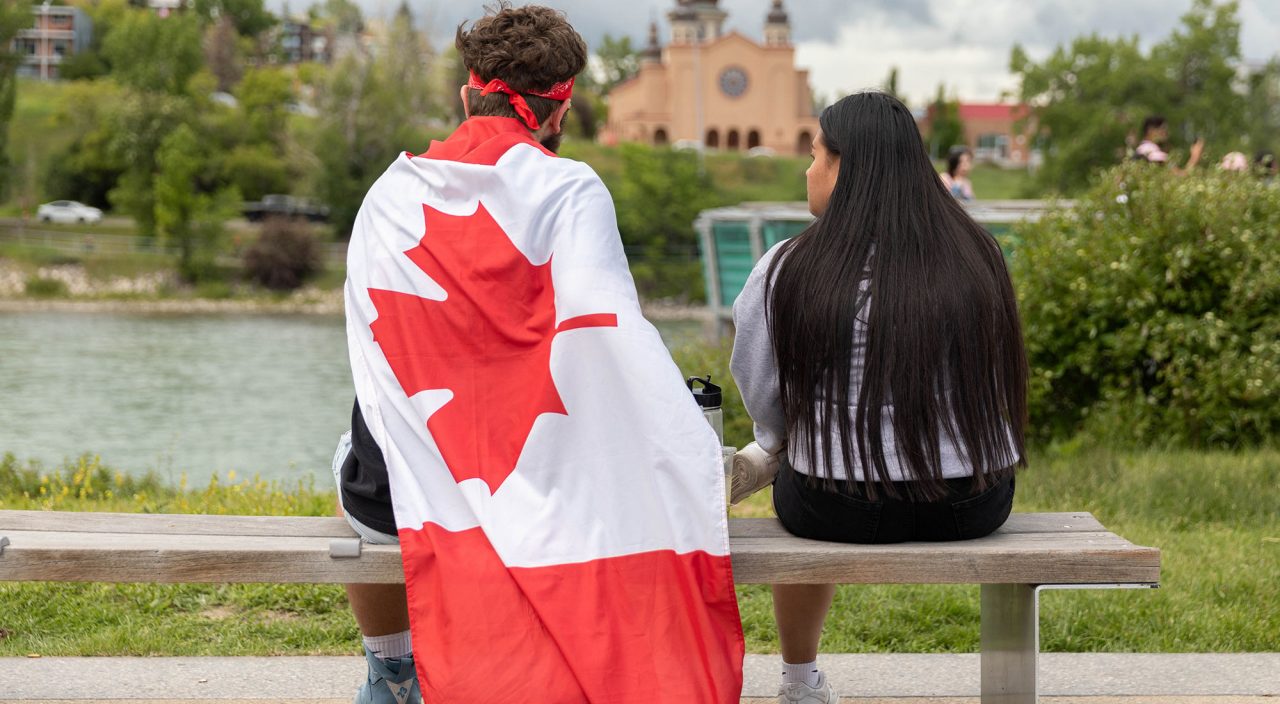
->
xmin=980 ymin=583 xmax=1038 ymax=703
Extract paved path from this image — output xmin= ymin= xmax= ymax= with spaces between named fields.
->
xmin=2 ymin=654 xmax=1278 ymax=701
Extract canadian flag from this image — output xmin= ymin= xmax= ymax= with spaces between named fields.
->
xmin=345 ymin=117 xmax=744 ymax=703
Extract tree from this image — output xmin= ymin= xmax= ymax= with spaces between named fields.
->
xmin=313 ymin=51 xmax=429 ymax=237
xmin=1150 ymin=0 xmax=1245 ymax=146
xmin=193 ymin=0 xmax=276 ymax=38
xmin=1012 ymin=0 xmax=1250 ymax=193
xmin=204 ymin=15 xmax=243 ymax=92
xmin=106 ymin=92 xmax=192 ymax=238
xmin=220 ymin=143 xmax=289 ymax=201
xmin=235 ymin=67 xmax=292 ymax=143
xmin=882 ymin=66 xmax=900 ymax=99
xmin=0 ymin=0 xmax=32 ymax=200
xmin=1244 ymin=60 xmax=1280 ymax=154
xmin=56 ymin=0 xmax=129 ymax=80
xmin=926 ymin=85 xmax=964 ymax=159
xmin=382 ymin=1 xmax=431 ymax=119
xmin=154 ymin=124 xmax=240 ymax=281
xmin=591 ymin=35 xmax=640 ymax=95
xmin=613 ymin=143 xmax=715 ymax=255
xmin=103 ymin=9 xmax=205 ymax=96
xmin=311 ymin=0 xmax=363 ymax=34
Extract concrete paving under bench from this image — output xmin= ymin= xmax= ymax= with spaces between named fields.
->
xmin=1 ymin=654 xmax=1277 ymax=700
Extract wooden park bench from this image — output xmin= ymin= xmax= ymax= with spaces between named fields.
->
xmin=0 ymin=509 xmax=1158 ymax=703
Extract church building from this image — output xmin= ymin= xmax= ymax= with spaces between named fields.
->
xmin=606 ymin=1 xmax=819 ymax=155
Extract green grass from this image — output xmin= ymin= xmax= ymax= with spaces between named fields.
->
xmin=0 ymin=241 xmax=177 ymax=281
xmin=0 ymin=441 xmax=1275 ymax=656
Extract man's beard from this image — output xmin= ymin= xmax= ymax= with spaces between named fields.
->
xmin=539 ymin=131 xmax=563 ymax=154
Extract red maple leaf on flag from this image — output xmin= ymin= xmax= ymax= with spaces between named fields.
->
xmin=368 ymin=202 xmax=617 ymax=494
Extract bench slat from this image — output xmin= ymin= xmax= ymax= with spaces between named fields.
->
xmin=0 ymin=512 xmax=1160 ymax=586
xmin=0 ymin=511 xmax=359 ymax=538
xmin=0 ymin=511 xmax=1106 ymax=538
xmin=0 ymin=529 xmax=405 ymax=584
xmin=730 ymin=513 xmax=1106 ymax=538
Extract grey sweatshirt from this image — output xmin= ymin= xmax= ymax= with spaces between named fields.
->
xmin=729 ymin=243 xmax=976 ymax=483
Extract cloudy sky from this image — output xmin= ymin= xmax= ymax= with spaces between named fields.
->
xmin=269 ymin=0 xmax=1279 ymax=106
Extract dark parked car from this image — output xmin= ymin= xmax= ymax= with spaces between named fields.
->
xmin=242 ymin=195 xmax=331 ymax=223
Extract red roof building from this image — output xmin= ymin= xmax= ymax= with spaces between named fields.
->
xmin=919 ymin=102 xmax=1039 ymax=168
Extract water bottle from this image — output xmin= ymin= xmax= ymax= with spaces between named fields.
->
xmin=688 ymin=376 xmax=732 ymax=506
xmin=686 ymin=376 xmax=724 ymax=444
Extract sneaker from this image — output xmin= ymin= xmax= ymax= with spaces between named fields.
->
xmin=354 ymin=647 xmax=422 ymax=704
xmin=730 ymin=442 xmax=782 ymax=505
xmin=778 ymin=671 xmax=839 ymax=704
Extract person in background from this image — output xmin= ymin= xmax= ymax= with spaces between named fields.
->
xmin=1255 ymin=151 xmax=1278 ymax=184
xmin=1219 ymin=152 xmax=1249 ymax=172
xmin=939 ymin=146 xmax=975 ymax=201
xmin=732 ymin=91 xmax=1027 ymax=704
xmin=1135 ymin=115 xmax=1204 ymax=175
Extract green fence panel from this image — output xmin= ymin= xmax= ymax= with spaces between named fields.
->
xmin=762 ymin=219 xmax=811 ymax=250
xmin=703 ymin=215 xmax=1024 ymax=308
xmin=711 ymin=221 xmax=754 ymax=305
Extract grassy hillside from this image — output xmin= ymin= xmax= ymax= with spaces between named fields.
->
xmin=3 ymin=80 xmax=86 ymax=214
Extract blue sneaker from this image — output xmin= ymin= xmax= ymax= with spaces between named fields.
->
xmin=355 ymin=647 xmax=422 ymax=704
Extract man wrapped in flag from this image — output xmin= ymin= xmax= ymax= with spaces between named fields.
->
xmin=332 ymin=4 xmax=744 ymax=703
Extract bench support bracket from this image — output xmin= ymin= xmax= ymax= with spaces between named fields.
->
xmin=980 ymin=583 xmax=1037 ymax=703
xmin=981 ymin=582 xmax=1160 ymax=703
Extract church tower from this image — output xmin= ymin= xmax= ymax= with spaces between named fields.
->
xmin=642 ymin=20 xmax=662 ymax=65
xmin=668 ymin=0 xmax=727 ymax=45
xmin=764 ymin=0 xmax=791 ymax=47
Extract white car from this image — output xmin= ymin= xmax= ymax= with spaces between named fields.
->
xmin=37 ymin=200 xmax=103 ymax=225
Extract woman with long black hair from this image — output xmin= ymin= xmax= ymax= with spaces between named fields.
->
xmin=731 ymin=91 xmax=1028 ymax=704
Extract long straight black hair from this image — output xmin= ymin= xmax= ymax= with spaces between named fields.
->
xmin=766 ymin=91 xmax=1028 ymax=501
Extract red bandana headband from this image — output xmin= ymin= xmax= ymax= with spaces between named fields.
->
xmin=467 ymin=71 xmax=575 ymax=130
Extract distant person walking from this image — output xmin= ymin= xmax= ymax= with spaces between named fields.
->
xmin=1134 ymin=115 xmax=1204 ymax=175
xmin=1256 ymin=151 xmax=1278 ymax=184
xmin=939 ymin=146 xmax=975 ymax=201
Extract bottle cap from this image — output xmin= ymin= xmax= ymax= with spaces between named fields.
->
xmin=686 ymin=376 xmax=723 ymax=409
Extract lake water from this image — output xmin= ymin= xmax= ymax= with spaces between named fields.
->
xmin=0 ymin=311 xmax=706 ymax=485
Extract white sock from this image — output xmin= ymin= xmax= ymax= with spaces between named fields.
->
xmin=782 ymin=660 xmax=821 ymax=688
xmin=363 ymin=630 xmax=413 ymax=660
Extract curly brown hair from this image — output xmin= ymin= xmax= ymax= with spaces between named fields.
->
xmin=456 ymin=2 xmax=588 ymax=127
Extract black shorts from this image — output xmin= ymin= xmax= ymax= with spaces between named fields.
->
xmin=337 ymin=400 xmax=398 ymax=536
xmin=772 ymin=459 xmax=1014 ymax=544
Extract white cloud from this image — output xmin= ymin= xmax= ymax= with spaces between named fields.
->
xmin=791 ymin=0 xmax=1280 ymax=107
xmin=270 ymin=0 xmax=1279 ymax=106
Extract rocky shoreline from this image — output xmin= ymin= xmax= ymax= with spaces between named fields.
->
xmin=0 ymin=261 xmax=711 ymax=320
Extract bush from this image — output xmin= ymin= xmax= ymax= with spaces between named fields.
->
xmin=613 ymin=143 xmax=718 ymax=254
xmin=1012 ymin=163 xmax=1280 ymax=447
xmin=24 ymin=276 xmax=68 ymax=298
xmin=242 ymin=217 xmax=323 ymax=290
xmin=629 ymin=257 xmax=706 ymax=304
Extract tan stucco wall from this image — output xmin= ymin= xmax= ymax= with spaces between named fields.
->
xmin=608 ymin=32 xmax=818 ymax=155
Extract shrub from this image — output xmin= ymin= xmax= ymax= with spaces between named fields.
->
xmin=1012 ymin=163 xmax=1280 ymax=447
xmin=242 ymin=217 xmax=322 ymax=290
xmin=24 ymin=276 xmax=68 ymax=298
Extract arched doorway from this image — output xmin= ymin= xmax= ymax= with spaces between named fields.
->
xmin=653 ymin=128 xmax=669 ymax=147
xmin=727 ymin=129 xmax=741 ymax=151
xmin=747 ymin=129 xmax=762 ymax=150
xmin=797 ymin=130 xmax=813 ymax=155
xmin=706 ymin=129 xmax=720 ymax=150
